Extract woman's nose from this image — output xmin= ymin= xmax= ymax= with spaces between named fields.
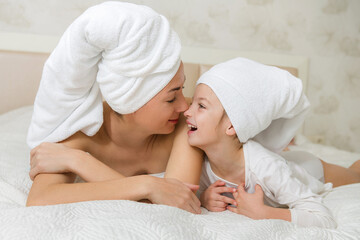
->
xmin=176 ymin=93 xmax=189 ymax=113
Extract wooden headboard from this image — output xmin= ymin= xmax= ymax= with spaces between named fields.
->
xmin=0 ymin=32 xmax=308 ymax=115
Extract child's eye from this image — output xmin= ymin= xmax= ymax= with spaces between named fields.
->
xmin=199 ymin=103 xmax=205 ymax=109
xmin=167 ymin=97 xmax=176 ymax=103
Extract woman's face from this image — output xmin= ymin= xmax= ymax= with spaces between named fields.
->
xmin=132 ymin=62 xmax=188 ymax=134
xmin=184 ymin=84 xmax=229 ymax=148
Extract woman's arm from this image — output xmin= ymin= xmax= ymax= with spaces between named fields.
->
xmin=29 ymin=142 xmax=124 ymax=182
xmin=26 ymin=171 xmax=201 ymax=213
xmin=165 ymin=112 xmax=204 ymax=185
xmin=26 ymin=172 xmax=147 ymax=206
xmin=30 ymin=119 xmax=204 ymax=184
xmin=28 ymin=138 xmax=201 ymax=212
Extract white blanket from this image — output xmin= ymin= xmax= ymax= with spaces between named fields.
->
xmin=1 ymin=106 xmax=360 ymax=239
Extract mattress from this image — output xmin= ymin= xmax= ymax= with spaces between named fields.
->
xmin=0 ymin=106 xmax=359 ymax=239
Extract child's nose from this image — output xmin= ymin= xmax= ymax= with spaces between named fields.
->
xmin=184 ymin=108 xmax=191 ymax=117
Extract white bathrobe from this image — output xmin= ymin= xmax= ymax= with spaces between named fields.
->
xmin=199 ymin=141 xmax=336 ymax=228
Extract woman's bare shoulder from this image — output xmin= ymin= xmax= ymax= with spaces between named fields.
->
xmin=155 ymin=128 xmax=176 ymax=151
xmin=60 ymin=131 xmax=92 ymax=151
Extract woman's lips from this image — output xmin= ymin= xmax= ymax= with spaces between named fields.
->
xmin=168 ymin=119 xmax=178 ymax=124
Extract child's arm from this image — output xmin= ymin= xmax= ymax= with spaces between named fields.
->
xmin=227 ymin=183 xmax=337 ymax=229
xmin=271 ymin=170 xmax=337 ymax=228
xmin=250 ymin=155 xmax=337 ymax=228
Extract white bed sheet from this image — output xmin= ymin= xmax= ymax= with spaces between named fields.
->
xmin=0 ymin=106 xmax=359 ymax=239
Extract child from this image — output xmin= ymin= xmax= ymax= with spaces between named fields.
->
xmin=184 ymin=58 xmax=360 ymax=228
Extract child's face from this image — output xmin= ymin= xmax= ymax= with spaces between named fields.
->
xmin=184 ymin=84 xmax=229 ymax=148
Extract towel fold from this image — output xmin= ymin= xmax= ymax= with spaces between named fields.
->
xmin=27 ymin=1 xmax=181 ymax=148
xmin=197 ymin=57 xmax=310 ymax=153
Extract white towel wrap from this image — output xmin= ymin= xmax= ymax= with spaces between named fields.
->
xmin=27 ymin=1 xmax=181 ymax=148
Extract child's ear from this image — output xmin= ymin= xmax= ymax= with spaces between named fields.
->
xmin=225 ymin=124 xmax=236 ymax=136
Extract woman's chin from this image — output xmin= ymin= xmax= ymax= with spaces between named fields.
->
xmin=157 ymin=125 xmax=176 ymax=135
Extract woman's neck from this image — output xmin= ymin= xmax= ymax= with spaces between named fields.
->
xmin=100 ymin=103 xmax=156 ymax=151
xmin=203 ymin=139 xmax=246 ymax=185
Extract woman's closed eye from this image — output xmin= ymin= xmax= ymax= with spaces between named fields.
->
xmin=167 ymin=97 xmax=176 ymax=103
xmin=166 ymin=86 xmax=184 ymax=103
xmin=198 ymin=103 xmax=205 ymax=109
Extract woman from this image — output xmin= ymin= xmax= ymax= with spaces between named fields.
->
xmin=26 ymin=2 xmax=203 ymax=214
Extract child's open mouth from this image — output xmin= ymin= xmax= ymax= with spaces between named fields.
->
xmin=187 ymin=123 xmax=198 ymax=132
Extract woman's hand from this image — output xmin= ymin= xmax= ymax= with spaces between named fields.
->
xmin=200 ymin=180 xmax=237 ymax=212
xmin=29 ymin=142 xmax=83 ymax=180
xmin=147 ymin=177 xmax=202 ymax=214
xmin=227 ymin=184 xmax=267 ymax=219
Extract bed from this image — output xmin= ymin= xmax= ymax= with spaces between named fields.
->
xmin=1 ymin=32 xmax=360 ymax=239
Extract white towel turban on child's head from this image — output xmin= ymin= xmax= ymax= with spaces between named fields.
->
xmin=197 ymin=58 xmax=310 ymax=153
xmin=27 ymin=1 xmax=181 ymax=148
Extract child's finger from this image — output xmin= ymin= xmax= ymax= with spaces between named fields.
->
xmin=210 ymin=206 xmax=227 ymax=212
xmin=237 ymin=184 xmax=246 ymax=194
xmin=227 ymin=206 xmax=248 ymax=217
xmin=233 ymin=191 xmax=239 ymax=199
xmin=218 ymin=196 xmax=237 ymax=206
xmin=255 ymin=184 xmax=264 ymax=197
xmin=212 ymin=200 xmax=228 ymax=208
xmin=211 ymin=180 xmax=226 ymax=187
xmin=226 ymin=205 xmax=238 ymax=214
xmin=255 ymin=184 xmax=262 ymax=192
xmin=215 ymin=186 xmax=237 ymax=194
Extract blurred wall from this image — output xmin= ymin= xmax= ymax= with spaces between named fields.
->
xmin=0 ymin=0 xmax=359 ymax=152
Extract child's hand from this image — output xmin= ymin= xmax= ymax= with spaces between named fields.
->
xmin=200 ymin=180 xmax=237 ymax=212
xmin=227 ymin=184 xmax=267 ymax=219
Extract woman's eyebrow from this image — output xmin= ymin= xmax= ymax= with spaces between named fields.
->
xmin=168 ymin=87 xmax=181 ymax=92
xmin=168 ymin=76 xmax=186 ymax=92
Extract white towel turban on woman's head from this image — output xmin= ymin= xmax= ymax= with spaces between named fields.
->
xmin=27 ymin=1 xmax=181 ymax=148
xmin=197 ymin=58 xmax=310 ymax=153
